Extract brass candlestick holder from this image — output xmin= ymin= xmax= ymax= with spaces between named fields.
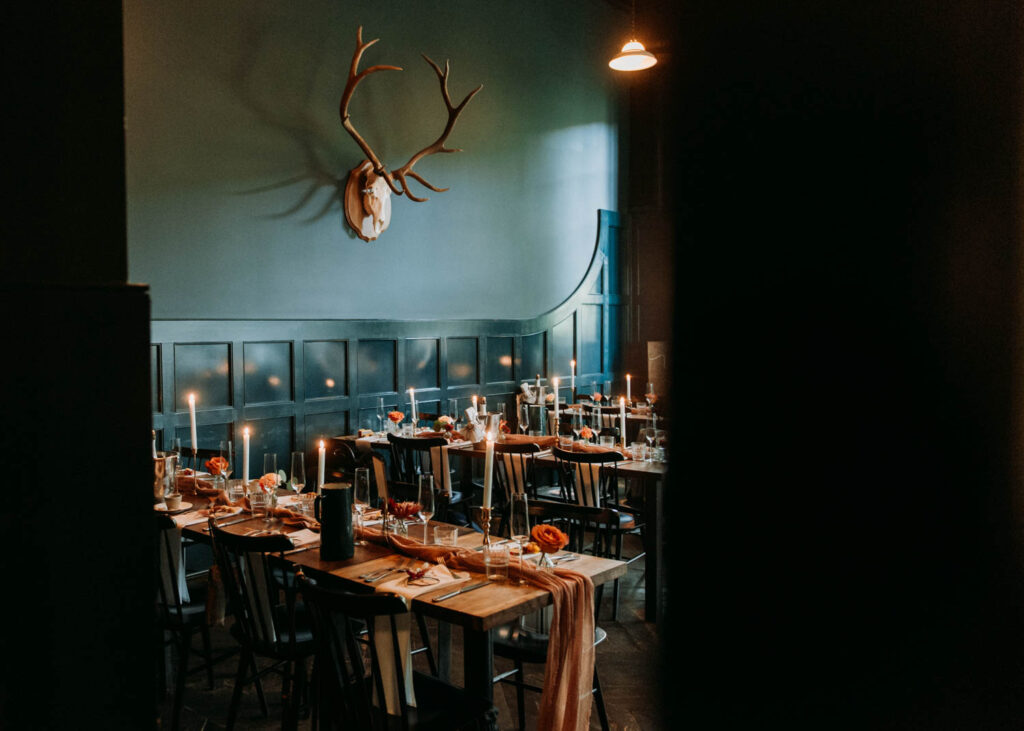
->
xmin=192 ymin=447 xmax=198 ymax=493
xmin=480 ymin=506 xmax=492 ymax=547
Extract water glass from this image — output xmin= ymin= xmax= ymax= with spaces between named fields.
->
xmin=599 ymin=435 xmax=615 ymax=447
xmin=226 ymin=479 xmax=245 ymax=503
xmin=631 ymin=442 xmax=648 ymax=461
xmin=249 ymin=491 xmax=271 ymax=521
xmin=558 ymin=435 xmax=574 ymax=450
xmin=433 ymin=524 xmax=459 ymax=546
xmin=484 ymin=543 xmax=510 ymax=582
xmin=298 ymin=492 xmax=317 ymax=517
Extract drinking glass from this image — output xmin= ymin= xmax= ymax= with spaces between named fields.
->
xmin=353 ymin=467 xmax=370 ymax=545
xmin=289 ymin=451 xmax=306 ymax=497
xmin=227 ymin=479 xmax=245 ymax=504
xmin=518 ymin=402 xmax=530 ymax=435
xmin=591 ymin=382 xmax=602 ymax=403
xmin=484 ymin=542 xmax=510 ymax=582
xmin=639 ymin=428 xmax=656 ymax=462
xmin=645 ymin=383 xmax=657 ymax=409
xmin=249 ymin=491 xmax=271 ymax=522
xmin=417 ymin=474 xmax=435 ymax=543
xmin=376 ymin=397 xmax=386 ymax=436
xmin=654 ymin=429 xmax=668 ymax=462
xmin=215 ymin=440 xmax=233 ymax=488
xmin=571 ymin=410 xmax=583 ymax=443
xmin=508 ymin=494 xmax=530 ymax=585
xmin=263 ymin=452 xmax=277 ymax=479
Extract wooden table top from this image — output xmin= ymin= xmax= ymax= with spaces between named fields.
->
xmin=179 ymin=494 xmax=627 ymax=632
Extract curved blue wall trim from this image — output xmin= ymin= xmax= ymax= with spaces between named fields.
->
xmin=150 ymin=210 xmax=623 ymax=465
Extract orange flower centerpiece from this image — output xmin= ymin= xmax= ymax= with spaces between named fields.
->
xmin=579 ymin=425 xmax=594 ymax=442
xmin=433 ymin=414 xmax=456 ymax=437
xmin=257 ymin=472 xmax=278 ymax=494
xmin=387 ymin=410 xmax=405 ymax=433
xmin=386 ymin=497 xmax=423 ymax=536
xmin=531 ymin=523 xmax=570 ymax=571
xmin=205 ymin=456 xmax=230 ymax=475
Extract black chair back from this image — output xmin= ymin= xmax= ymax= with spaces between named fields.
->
xmin=552 ymin=446 xmax=622 ymax=508
xmin=208 ymin=521 xmax=300 ymax=657
xmin=298 ymin=573 xmax=413 ymax=731
xmin=385 ymin=434 xmax=455 ymax=518
xmin=155 ymin=513 xmax=188 ymax=624
xmin=527 ymin=499 xmax=619 ymax=559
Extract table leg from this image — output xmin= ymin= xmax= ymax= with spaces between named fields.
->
xmin=437 ymin=620 xmax=453 ymax=683
xmin=463 ymin=627 xmax=494 ymax=701
xmin=644 ymin=475 xmax=664 ymax=623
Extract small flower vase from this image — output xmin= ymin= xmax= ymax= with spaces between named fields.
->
xmin=393 ymin=518 xmax=408 ymax=537
xmin=538 ymin=552 xmax=556 ymax=572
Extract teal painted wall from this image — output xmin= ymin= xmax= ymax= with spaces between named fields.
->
xmin=125 ymin=0 xmax=625 ymax=320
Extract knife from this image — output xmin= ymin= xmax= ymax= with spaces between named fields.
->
xmin=431 ymin=581 xmax=490 ymax=603
xmin=203 ymin=516 xmax=252 ymax=532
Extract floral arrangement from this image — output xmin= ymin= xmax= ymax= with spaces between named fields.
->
xmin=205 ymin=456 xmax=230 ymax=475
xmin=499 ymin=419 xmax=511 ymax=434
xmin=387 ymin=498 xmax=422 ymax=519
xmin=592 ymin=393 xmax=604 ymax=402
xmin=257 ymin=472 xmax=278 ymax=493
xmin=433 ymin=414 xmax=455 ymax=432
xmin=531 ymin=524 xmax=569 ymax=554
xmin=545 ymin=393 xmax=555 ymax=402
xmin=387 ymin=410 xmax=405 ymax=424
xmin=579 ymin=426 xmax=594 ymax=440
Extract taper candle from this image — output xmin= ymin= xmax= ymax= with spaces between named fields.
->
xmin=570 ymin=360 xmax=576 ymax=392
xmin=242 ymin=427 xmax=250 ymax=483
xmin=626 ymin=374 xmax=632 ymax=402
xmin=620 ymin=397 xmax=627 ymax=447
xmin=553 ymin=377 xmax=560 ymax=424
xmin=409 ymin=387 xmax=417 ymax=425
xmin=187 ymin=393 xmax=198 ymax=451
xmin=482 ymin=432 xmax=495 ymax=509
xmin=318 ymin=440 xmax=325 ymax=490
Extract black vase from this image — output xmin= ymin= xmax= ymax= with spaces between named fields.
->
xmin=315 ymin=483 xmax=354 ymax=560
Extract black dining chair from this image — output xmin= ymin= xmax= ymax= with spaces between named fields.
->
xmin=492 ymin=442 xmax=560 ymax=533
xmin=491 ymin=499 xmax=613 ymax=731
xmin=552 ymin=447 xmax=645 ymax=620
xmin=296 ymin=571 xmax=499 ymax=730
xmin=386 ymin=433 xmax=464 ymax=523
xmin=155 ymin=513 xmax=225 ymax=731
xmin=208 ymin=521 xmax=317 ymax=730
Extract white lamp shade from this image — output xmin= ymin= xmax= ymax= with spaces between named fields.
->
xmin=609 ymin=39 xmax=657 ymax=71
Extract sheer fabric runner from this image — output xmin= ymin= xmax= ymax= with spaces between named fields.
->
xmin=358 ymin=524 xmax=596 ymax=731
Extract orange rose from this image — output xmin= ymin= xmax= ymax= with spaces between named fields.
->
xmin=205 ymin=456 xmax=230 ymax=475
xmin=258 ymin=472 xmax=278 ymax=492
xmin=593 ymin=393 xmax=603 ymax=402
xmin=388 ymin=410 xmax=405 ymax=423
xmin=579 ymin=426 xmax=594 ymax=440
xmin=531 ymin=524 xmax=569 ymax=554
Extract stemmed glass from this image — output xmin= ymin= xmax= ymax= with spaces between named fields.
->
xmin=571 ymin=410 xmax=584 ymax=443
xmin=353 ymin=467 xmax=370 ymax=545
xmin=508 ymin=494 xmax=530 ymax=585
xmin=417 ymin=474 xmax=435 ymax=543
xmin=289 ymin=451 xmax=305 ymax=498
xmin=518 ymin=401 xmax=530 ymax=435
xmin=639 ymin=428 xmax=656 ymax=463
xmin=591 ymin=382 xmax=602 ymax=403
xmin=645 ymin=383 xmax=657 ymax=410
xmin=215 ymin=440 xmax=233 ymax=489
xmin=263 ymin=452 xmax=277 ymax=478
xmin=376 ymin=397 xmax=386 ymax=436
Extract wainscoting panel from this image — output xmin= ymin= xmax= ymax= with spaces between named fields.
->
xmin=151 ymin=210 xmax=624 ymax=471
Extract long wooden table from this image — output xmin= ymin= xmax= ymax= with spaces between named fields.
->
xmin=179 ymin=494 xmax=626 ymax=701
xmin=347 ymin=434 xmax=669 ymax=623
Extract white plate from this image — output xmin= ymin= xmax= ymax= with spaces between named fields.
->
xmin=201 ymin=505 xmax=243 ymax=519
xmin=155 ymin=501 xmax=193 ymax=513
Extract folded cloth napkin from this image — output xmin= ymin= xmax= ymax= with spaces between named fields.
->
xmin=571 ymin=441 xmax=630 ymax=458
xmin=502 ymin=434 xmax=559 ymax=448
xmin=370 ymin=562 xmax=471 ymax=715
xmin=269 ymin=506 xmax=320 ymax=531
xmin=284 ymin=528 xmax=320 ymax=548
xmin=172 ymin=509 xmax=214 ymax=528
xmin=176 ymin=474 xmax=218 ymax=495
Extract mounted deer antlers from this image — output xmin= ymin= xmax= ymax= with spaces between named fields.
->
xmin=340 ymin=26 xmax=483 ymax=241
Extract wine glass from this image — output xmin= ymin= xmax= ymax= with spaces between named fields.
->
xmin=640 ymin=428 xmax=656 ymax=462
xmin=353 ymin=467 xmax=370 ymax=545
xmin=288 ymin=451 xmax=305 ymax=498
xmin=376 ymin=397 xmax=386 ymax=436
xmin=645 ymin=383 xmax=657 ymax=409
xmin=518 ymin=401 xmax=530 ymax=435
xmin=215 ymin=440 xmax=233 ymax=489
xmin=591 ymin=381 xmax=601 ymax=403
xmin=508 ymin=494 xmax=530 ymax=585
xmin=417 ymin=474 xmax=435 ymax=543
xmin=571 ymin=410 xmax=584 ymax=446
xmin=263 ymin=453 xmax=277 ymax=483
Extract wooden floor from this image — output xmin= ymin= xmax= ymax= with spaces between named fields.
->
xmin=158 ymin=535 xmax=662 ymax=730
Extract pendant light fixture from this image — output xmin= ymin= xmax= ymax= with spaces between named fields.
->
xmin=609 ymin=0 xmax=657 ymax=72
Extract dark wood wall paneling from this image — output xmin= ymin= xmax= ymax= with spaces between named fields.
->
xmin=151 ymin=211 xmax=624 ymax=469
